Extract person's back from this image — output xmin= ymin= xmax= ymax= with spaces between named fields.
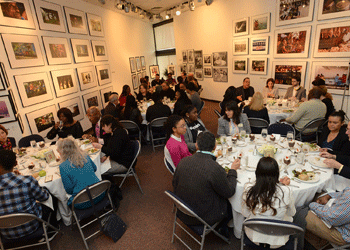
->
xmin=146 ymin=102 xmax=171 ymax=122
xmin=189 ymin=92 xmax=201 ymax=112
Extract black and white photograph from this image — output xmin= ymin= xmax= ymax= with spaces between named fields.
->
xmin=204 ymin=67 xmax=213 ymax=78
xmin=233 ymin=17 xmax=249 ymax=36
xmin=188 ymin=50 xmax=194 ymax=64
xmin=188 ymin=64 xmax=195 ymax=74
xmin=194 ymin=50 xmax=203 ymax=69
xmin=182 ymin=50 xmax=188 ymax=63
xmin=82 ymin=91 xmax=102 ymax=111
xmin=213 ymin=68 xmax=228 ymax=82
xmin=213 ymin=52 xmax=228 ymax=67
xmin=179 ymin=64 xmax=187 ymax=74
xmin=141 ymin=56 xmax=146 ymax=70
xmin=195 ymin=70 xmax=203 ymax=81
xmin=129 ymin=57 xmax=136 ymax=73
xmin=276 ymin=0 xmax=315 ymax=26
xmin=233 ymin=58 xmax=248 ymax=74
xmin=132 ymin=74 xmax=138 ymax=89
xmin=203 ymin=54 xmax=212 ymax=66
xmin=136 ymin=57 xmax=141 ymax=72
xmin=168 ymin=65 xmax=176 ymax=76
xmin=100 ymin=86 xmax=113 ymax=108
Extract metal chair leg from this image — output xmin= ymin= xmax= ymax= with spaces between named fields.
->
xmin=42 ymin=222 xmax=51 ymax=250
xmin=73 ymin=212 xmax=90 ymax=250
xmin=132 ymin=171 xmax=144 ymax=194
xmin=171 ymin=209 xmax=177 ymax=243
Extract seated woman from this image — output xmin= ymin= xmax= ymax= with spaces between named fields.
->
xmin=136 ymin=83 xmax=152 ymax=101
xmin=182 ymin=105 xmax=207 ymax=152
xmin=218 ymin=101 xmax=251 ymax=136
xmin=164 ymin=115 xmax=192 ymax=168
xmin=318 ymin=110 xmax=350 ymax=155
xmin=242 ymin=157 xmax=295 ymax=249
xmin=121 ymin=95 xmax=142 ymax=126
xmin=119 ymin=84 xmax=131 ymax=106
xmin=220 ymin=86 xmax=238 ymax=116
xmin=47 ymin=108 xmax=83 ymax=140
xmin=57 ymin=137 xmax=102 ymax=209
xmin=173 ymin=89 xmax=192 ymax=116
xmin=186 ymin=81 xmax=202 ymax=112
xmin=243 ymin=92 xmax=270 ymax=134
xmin=263 ymin=78 xmax=279 ymax=99
xmin=0 ymin=125 xmax=15 ymax=150
xmin=92 ymin=115 xmax=133 ymax=174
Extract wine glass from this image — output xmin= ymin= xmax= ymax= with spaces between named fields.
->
xmin=261 ymin=129 xmax=268 ymax=139
xmin=287 ymin=131 xmax=294 ymax=142
xmin=58 ymin=121 xmax=63 ymax=132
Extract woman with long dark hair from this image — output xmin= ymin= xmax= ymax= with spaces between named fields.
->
xmin=242 ymin=157 xmax=295 ymax=248
xmin=119 ymin=85 xmax=131 ymax=106
xmin=136 ymin=83 xmax=152 ymax=101
xmin=173 ymin=89 xmax=192 ymax=116
xmin=121 ymin=95 xmax=142 ymax=125
xmin=220 ymin=86 xmax=238 ymax=116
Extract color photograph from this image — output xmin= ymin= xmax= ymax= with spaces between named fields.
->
xmin=149 ymin=65 xmax=159 ymax=79
xmin=12 ymin=42 xmax=37 ymax=60
xmin=0 ymin=101 xmax=10 ymax=119
xmin=91 ymin=40 xmax=108 ymax=61
xmin=83 ymin=91 xmax=102 ymax=111
xmin=59 ymin=97 xmax=84 ymax=121
xmin=250 ymin=58 xmax=267 ymax=75
xmin=100 ymin=86 xmax=113 ymax=108
xmin=49 ymin=43 xmax=66 ymax=58
xmin=96 ymin=64 xmax=111 ymax=85
xmin=0 ymin=95 xmax=16 ymax=123
xmin=272 ymin=62 xmax=307 ymax=87
xmin=77 ymin=66 xmax=97 ymax=91
xmin=233 ymin=38 xmax=249 ymax=55
xmin=26 ymin=105 xmax=58 ymax=137
xmin=213 ymin=68 xmax=228 ymax=82
xmin=57 ymin=75 xmax=74 ymax=90
xmin=71 ymin=39 xmax=93 ymax=63
xmin=141 ymin=56 xmax=146 ymax=70
xmin=64 ymin=7 xmax=87 ymax=34
xmin=251 ymin=36 xmax=269 ymax=54
xmin=41 ymin=7 xmax=59 ymax=25
xmin=34 ymin=0 xmax=66 ymax=32
xmin=24 ymin=79 xmax=47 ymax=98
xmin=51 ymin=69 xmax=79 ymax=98
xmin=136 ymin=57 xmax=141 ymax=72
xmin=34 ymin=112 xmax=55 ymax=133
xmin=0 ymin=0 xmax=35 ymax=29
xmin=233 ymin=58 xmax=248 ymax=74
xmin=81 ymin=71 xmax=92 ymax=84
xmin=233 ymin=17 xmax=249 ymax=36
xmin=318 ymin=0 xmax=350 ymax=20
xmin=87 ymin=13 xmax=104 ymax=37
xmin=276 ymin=0 xmax=314 ymax=26
xmin=42 ymin=36 xmax=72 ymax=65
xmin=251 ymin=13 xmax=270 ymax=34
xmin=1 ymin=2 xmax=27 ymax=20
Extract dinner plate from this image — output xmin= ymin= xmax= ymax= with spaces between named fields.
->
xmin=244 ymin=166 xmax=256 ymax=172
xmin=236 ymin=141 xmax=247 ymax=147
xmin=293 ymin=173 xmax=320 ymax=184
xmin=84 ymin=148 xmax=100 ymax=155
xmin=308 ymin=156 xmax=328 ymax=168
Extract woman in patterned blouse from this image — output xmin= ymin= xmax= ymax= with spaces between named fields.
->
xmin=0 ymin=125 xmax=12 ymax=150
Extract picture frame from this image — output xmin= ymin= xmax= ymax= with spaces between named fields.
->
xmin=233 ymin=58 xmax=248 ymax=74
xmin=42 ymin=36 xmax=72 ymax=65
xmin=179 ymin=64 xmax=187 ymax=74
xmin=58 ymin=96 xmax=84 ymax=121
xmin=233 ymin=38 xmax=249 ymax=55
xmin=149 ymin=65 xmax=159 ymax=79
xmin=0 ymin=0 xmax=35 ymax=29
xmin=91 ymin=40 xmax=108 ymax=61
xmin=182 ymin=50 xmax=188 ymax=64
xmin=141 ymin=71 xmax=146 ymax=78
xmin=313 ymin=21 xmax=350 ymax=58
xmin=82 ymin=91 xmax=102 ymax=112
xmin=44 ymin=150 xmax=56 ymax=164
xmin=251 ymin=13 xmax=270 ymax=34
xmin=8 ymin=89 xmax=18 ymax=114
xmin=0 ymin=95 xmax=17 ymax=124
xmin=250 ymin=58 xmax=268 ymax=75
xmin=317 ymin=0 xmax=350 ymax=20
xmin=0 ymin=63 xmax=10 ymax=88
xmin=140 ymin=56 xmax=146 ymax=70
xmin=26 ymin=105 xmax=58 ymax=138
xmin=2 ymin=34 xmax=45 ymax=69
xmin=14 ymin=72 xmax=53 ymax=107
xmin=309 ymin=61 xmax=349 ymax=95
xmin=77 ymin=66 xmax=98 ymax=91
xmin=137 ymin=73 xmax=141 ymax=86
xmin=188 ymin=64 xmax=195 ymax=75
xmin=131 ymin=74 xmax=138 ymax=89
xmin=64 ymin=7 xmax=88 ymax=34
xmin=17 ymin=113 xmax=24 ymax=133
xmin=233 ymin=17 xmax=249 ymax=37
xmin=71 ymin=38 xmax=93 ymax=63
xmin=129 ymin=57 xmax=136 ymax=73
xmin=50 ymin=68 xmax=79 ymax=98
xmin=86 ymin=13 xmax=104 ymax=37
xmin=33 ymin=0 xmax=66 ymax=32
xmin=250 ymin=36 xmax=269 ymax=55
xmin=96 ymin=64 xmax=111 ymax=86
xmin=195 ymin=70 xmax=203 ymax=81
xmin=274 ymin=26 xmax=311 ymax=58
xmin=203 ymin=67 xmax=212 ymax=78
xmin=276 ymin=0 xmax=315 ymax=26
xmin=168 ymin=65 xmax=176 ymax=76
xmin=135 ymin=57 xmax=141 ymax=72
xmin=213 ymin=68 xmax=228 ymax=82
xmin=0 ymin=66 xmax=5 ymax=90
xmin=212 ymin=52 xmax=228 ymax=67
xmin=194 ymin=50 xmax=203 ymax=69
xmin=203 ymin=54 xmax=212 ymax=66
xmin=100 ymin=85 xmax=113 ymax=108
xmin=188 ymin=50 xmax=194 ymax=64
xmin=272 ymin=61 xmax=307 ymax=89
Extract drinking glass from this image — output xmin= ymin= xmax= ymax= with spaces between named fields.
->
xmin=58 ymin=121 xmax=63 ymax=132
xmin=288 ymin=140 xmax=295 ymax=148
xmin=222 ymin=145 xmax=228 ymax=158
xmin=302 ymin=144 xmax=309 ymax=154
xmin=30 ymin=140 xmax=36 ymax=148
xmin=287 ymin=131 xmax=294 ymax=142
xmin=240 ymin=129 xmax=246 ymax=139
xmin=296 ymin=152 xmax=305 ymax=165
xmin=261 ymin=129 xmax=268 ymax=139
xmin=220 ymin=136 xmax=225 ymax=145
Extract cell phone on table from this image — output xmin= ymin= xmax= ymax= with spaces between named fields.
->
xmin=45 ymin=175 xmax=53 ymax=183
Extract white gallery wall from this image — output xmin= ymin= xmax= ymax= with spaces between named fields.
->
xmin=173 ymin=0 xmax=350 ymax=118
xmin=0 ymin=0 xmax=156 ymax=142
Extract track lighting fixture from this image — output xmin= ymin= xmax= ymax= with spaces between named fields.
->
xmin=205 ymin=0 xmax=213 ymax=5
xmin=189 ymin=0 xmax=195 ymax=11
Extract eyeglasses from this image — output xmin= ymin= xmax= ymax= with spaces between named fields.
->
xmin=177 ymin=124 xmax=186 ymax=129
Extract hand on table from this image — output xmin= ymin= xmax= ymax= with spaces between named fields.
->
xmin=89 ymin=137 xmax=98 ymax=143
xmin=101 ymin=156 xmax=107 ymax=163
xmin=231 ymin=159 xmax=241 ymax=170
xmin=320 ymin=151 xmax=336 ymax=159
xmin=32 ymin=172 xmax=39 ymax=179
xmin=324 ymin=159 xmax=342 ymax=169
xmin=316 ymin=194 xmax=331 ymax=205
xmin=92 ymin=142 xmax=102 ymax=149
xmin=279 ymin=176 xmax=290 ymax=186
xmin=319 ymin=148 xmax=328 ymax=153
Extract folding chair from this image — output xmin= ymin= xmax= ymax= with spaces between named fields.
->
xmin=18 ymin=134 xmax=45 ymax=148
xmin=71 ymin=180 xmax=115 ymax=250
xmin=247 ymin=118 xmax=269 ymax=134
xmin=0 ymin=213 xmax=60 ymax=250
xmin=268 ymin=123 xmax=295 ymax=137
xmin=164 ymin=157 xmax=175 ymax=175
xmin=149 ymin=117 xmax=168 ymax=152
xmin=120 ymin=120 xmax=142 ymax=142
xmin=113 ymin=140 xmax=143 ymax=194
xmin=241 ymin=218 xmax=304 ymax=250
xmin=295 ymin=118 xmax=326 ymax=143
xmin=214 ymin=109 xmax=221 ymax=118
xmin=165 ymin=190 xmax=230 ymax=250
xmin=197 ymin=101 xmax=205 ymax=116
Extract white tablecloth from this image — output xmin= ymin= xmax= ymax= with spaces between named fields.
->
xmin=215 ymin=136 xmax=334 ymax=238
xmin=267 ymin=106 xmax=295 ymax=124
xmin=139 ymin=100 xmax=175 ymax=125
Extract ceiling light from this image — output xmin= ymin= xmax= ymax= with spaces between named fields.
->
xmin=124 ymin=3 xmax=130 ymax=13
xmin=139 ymin=11 xmax=145 ymax=18
xmin=189 ymin=0 xmax=195 ymax=11
xmin=176 ymin=8 xmax=181 ymax=15
xmin=165 ymin=12 xmax=171 ymax=19
xmin=205 ymin=0 xmax=213 ymax=5
xmin=131 ymin=5 xmax=136 ymax=12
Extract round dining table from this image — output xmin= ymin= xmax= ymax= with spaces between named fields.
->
xmin=266 ymin=105 xmax=296 ymax=124
xmin=138 ymin=99 xmax=175 ymax=125
xmin=215 ymin=135 xmax=335 ymax=239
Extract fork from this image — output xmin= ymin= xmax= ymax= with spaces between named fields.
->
xmin=310 ymin=166 xmax=327 ymax=173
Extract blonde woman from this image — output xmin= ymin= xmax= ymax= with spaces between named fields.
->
xmin=243 ymin=92 xmax=270 ymax=133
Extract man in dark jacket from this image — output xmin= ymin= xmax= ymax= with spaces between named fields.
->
xmin=236 ymin=77 xmax=255 ymax=102
xmin=146 ymin=93 xmax=171 ymax=122
xmin=104 ymin=93 xmax=120 ymax=118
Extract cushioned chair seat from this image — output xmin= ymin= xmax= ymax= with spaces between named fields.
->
xmin=74 ymin=196 xmax=110 ymax=221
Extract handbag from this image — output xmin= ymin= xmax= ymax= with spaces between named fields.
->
xmin=85 ymin=186 xmax=127 ymax=242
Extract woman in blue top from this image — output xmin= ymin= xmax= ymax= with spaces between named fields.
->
xmin=57 ymin=137 xmax=102 ymax=208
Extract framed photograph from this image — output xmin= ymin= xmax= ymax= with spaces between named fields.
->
xmin=179 ymin=64 xmax=187 ymax=73
xmin=204 ymin=67 xmax=212 ymax=78
xmin=272 ymin=61 xmax=307 ymax=88
xmin=50 ymin=69 xmax=78 ymax=98
xmin=44 ymin=150 xmax=56 ymax=164
xmin=141 ymin=71 xmax=146 ymax=78
xmin=33 ymin=0 xmax=66 ymax=32
xmin=131 ymin=74 xmax=138 ymax=89
xmin=318 ymin=0 xmax=350 ymax=20
xmin=14 ymin=72 xmax=53 ymax=107
xmin=82 ymin=91 xmax=102 ymax=112
xmin=91 ymin=40 xmax=108 ymax=61
xmin=59 ymin=96 xmax=84 ymax=121
xmin=137 ymin=73 xmax=141 ymax=86
xmin=0 ymin=0 xmax=35 ymax=29
xmin=149 ymin=65 xmax=159 ymax=79
xmin=233 ymin=38 xmax=249 ymax=55
xmin=213 ymin=68 xmax=228 ymax=82
xmin=233 ymin=17 xmax=249 ymax=37
xmin=310 ymin=61 xmax=349 ymax=95
xmin=188 ymin=64 xmax=195 ymax=74
xmin=135 ymin=57 xmax=141 ymax=72
xmin=17 ymin=113 xmax=24 ymax=133
xmin=129 ymin=57 xmax=136 ymax=73
xmin=251 ymin=13 xmax=270 ymax=34
xmin=182 ymin=50 xmax=188 ymax=63
xmin=71 ymin=38 xmax=93 ymax=63
xmin=194 ymin=50 xmax=203 ymax=69
xmin=86 ymin=13 xmax=104 ymax=37
xmin=274 ymin=26 xmax=311 ymax=58
xmin=188 ymin=50 xmax=194 ymax=64
xmin=2 ymin=34 xmax=44 ymax=69
xmin=233 ymin=58 xmax=248 ymax=74
xmin=195 ymin=70 xmax=203 ymax=81
xmin=276 ymin=0 xmax=315 ymax=26
xmin=250 ymin=36 xmax=269 ymax=55
xmin=212 ymin=52 xmax=228 ymax=67
xmin=77 ymin=66 xmax=98 ymax=91
xmin=168 ymin=65 xmax=176 ymax=76
xmin=8 ymin=89 xmax=18 ymax=114
xmin=42 ymin=36 xmax=72 ymax=65
xmin=314 ymin=21 xmax=350 ymax=58
xmin=64 ymin=7 xmax=87 ymax=34
xmin=96 ymin=64 xmax=111 ymax=86
xmin=203 ymin=54 xmax=212 ymax=66
xmin=26 ymin=105 xmax=58 ymax=138
xmin=0 ymin=63 xmax=10 ymax=88
xmin=250 ymin=58 xmax=267 ymax=75
xmin=140 ymin=56 xmax=146 ymax=70
xmin=100 ymin=86 xmax=113 ymax=108
xmin=0 ymin=95 xmax=16 ymax=124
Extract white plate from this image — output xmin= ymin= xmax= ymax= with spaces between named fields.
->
xmin=308 ymin=156 xmax=328 ymax=168
xmin=84 ymin=148 xmax=100 ymax=155
xmin=244 ymin=166 xmax=256 ymax=172
xmin=236 ymin=141 xmax=247 ymax=147
xmin=293 ymin=173 xmax=320 ymax=183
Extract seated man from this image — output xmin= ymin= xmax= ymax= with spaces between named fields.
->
xmin=159 ymin=81 xmax=175 ymax=100
xmin=173 ymin=132 xmax=240 ymax=234
xmin=146 ymin=93 xmax=172 ymax=123
xmin=236 ymin=77 xmax=255 ymax=103
xmin=305 ymin=188 xmax=350 ymax=246
xmin=0 ymin=150 xmax=54 ymax=239
xmin=284 ymin=76 xmax=306 ymax=102
xmin=104 ymin=93 xmax=121 ymax=118
xmin=82 ymin=106 xmax=105 ymax=143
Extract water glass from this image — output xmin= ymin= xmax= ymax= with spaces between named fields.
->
xmin=220 ymin=136 xmax=225 ymax=145
xmin=222 ymin=145 xmax=228 ymax=158
xmin=240 ymin=129 xmax=246 ymax=139
xmin=261 ymin=129 xmax=268 ymax=139
xmin=302 ymin=144 xmax=309 ymax=154
xmin=287 ymin=131 xmax=294 ymax=141
xmin=296 ymin=152 xmax=305 ymax=165
xmin=30 ymin=140 xmax=36 ymax=148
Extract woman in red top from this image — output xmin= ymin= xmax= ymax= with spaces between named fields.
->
xmin=119 ymin=85 xmax=131 ymax=107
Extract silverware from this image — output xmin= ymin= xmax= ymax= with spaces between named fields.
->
xmin=310 ymin=166 xmax=327 ymax=173
xmin=237 ymin=179 xmax=241 ymax=184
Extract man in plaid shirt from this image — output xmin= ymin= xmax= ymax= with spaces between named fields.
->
xmin=0 ymin=150 xmax=50 ymax=239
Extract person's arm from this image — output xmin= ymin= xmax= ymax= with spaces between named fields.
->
xmin=264 ymin=108 xmax=270 ymax=124
xmin=210 ymin=165 xmax=237 ymax=198
xmin=183 ymin=126 xmax=196 ymax=152
xmin=59 ymin=164 xmax=75 ymax=195
xmin=241 ymin=113 xmax=251 ymax=134
xmin=29 ymin=176 xmax=49 ymax=202
xmin=286 ymin=103 xmax=306 ymax=123
xmin=47 ymin=126 xmax=58 ymax=140
xmin=300 ymin=88 xmax=306 ymax=100
xmin=217 ymin=117 xmax=226 ymax=136
xmin=101 ymin=129 xmax=126 ymax=159
xmin=285 ymin=187 xmax=296 ymax=217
